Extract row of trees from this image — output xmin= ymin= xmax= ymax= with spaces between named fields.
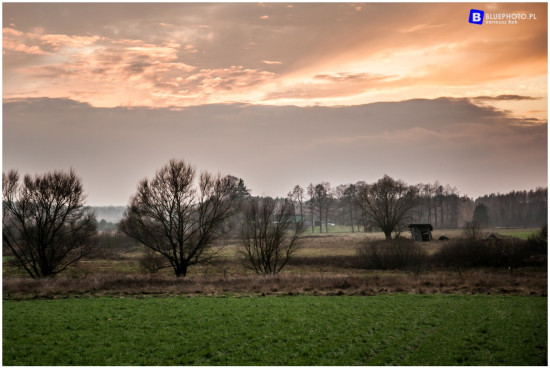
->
xmin=286 ymin=182 xmax=547 ymax=234
xmin=475 ymin=189 xmax=547 ymax=227
xmin=3 ymin=159 xmax=548 ymax=278
xmin=3 ymin=161 xmax=304 ymax=278
xmin=119 ymin=168 xmax=439 ymax=276
xmin=289 ymin=179 xmax=418 ymax=236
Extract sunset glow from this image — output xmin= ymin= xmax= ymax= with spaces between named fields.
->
xmin=2 ymin=2 xmax=547 ymax=205
xmin=4 ymin=3 xmax=547 ymax=111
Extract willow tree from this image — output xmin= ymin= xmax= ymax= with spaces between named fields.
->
xmin=363 ymin=175 xmax=418 ymax=240
xmin=2 ymin=169 xmax=97 ymax=277
xmin=119 ymin=159 xmax=237 ymax=277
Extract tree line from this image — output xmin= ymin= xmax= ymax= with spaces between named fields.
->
xmin=3 ymin=159 xmax=547 ymax=278
xmin=2 ymin=161 xmax=303 ymax=278
xmin=287 ymin=181 xmax=547 ymax=234
xmin=92 ymin=184 xmax=547 ymax=233
xmin=474 ymin=189 xmax=547 ymax=228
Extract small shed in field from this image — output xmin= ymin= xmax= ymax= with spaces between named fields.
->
xmin=408 ymin=224 xmax=433 ymax=241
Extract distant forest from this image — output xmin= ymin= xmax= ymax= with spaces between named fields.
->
xmin=92 ymin=185 xmax=547 ymax=230
xmin=475 ymin=189 xmax=547 ymax=228
xmin=410 ymin=186 xmax=547 ymax=229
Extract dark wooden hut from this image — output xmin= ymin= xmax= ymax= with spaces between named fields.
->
xmin=408 ymin=224 xmax=433 ymax=241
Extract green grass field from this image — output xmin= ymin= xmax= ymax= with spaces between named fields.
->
xmin=302 ymin=226 xmax=540 ymax=238
xmin=3 ymin=295 xmax=547 ymax=366
xmin=497 ymin=230 xmax=539 ymax=240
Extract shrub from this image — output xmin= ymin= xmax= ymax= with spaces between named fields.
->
xmin=357 ymin=238 xmax=426 ymax=271
xmin=524 ymin=224 xmax=548 ymax=265
xmin=527 ymin=224 xmax=547 ymax=248
xmin=462 ymin=220 xmax=485 ymax=240
xmin=139 ymin=248 xmax=167 ymax=274
xmin=90 ymin=231 xmax=140 ymax=260
xmin=434 ymin=235 xmax=547 ymax=269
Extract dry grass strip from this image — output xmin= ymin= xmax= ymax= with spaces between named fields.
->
xmin=3 ymin=269 xmax=546 ymax=300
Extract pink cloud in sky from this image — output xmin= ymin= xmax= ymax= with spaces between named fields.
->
xmin=2 ymin=2 xmax=547 ymax=112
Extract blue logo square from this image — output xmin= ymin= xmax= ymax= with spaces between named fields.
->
xmin=469 ymin=9 xmax=484 ymax=25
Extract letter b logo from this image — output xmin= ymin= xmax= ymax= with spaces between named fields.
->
xmin=469 ymin=9 xmax=484 ymax=25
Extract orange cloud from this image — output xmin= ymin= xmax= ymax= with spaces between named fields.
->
xmin=3 ymin=27 xmax=102 ymax=55
xmin=2 ymin=3 xmax=547 ymax=111
xmin=261 ymin=60 xmax=282 ymax=65
xmin=265 ymin=73 xmax=395 ymax=101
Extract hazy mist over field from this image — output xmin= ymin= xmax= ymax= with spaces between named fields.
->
xmin=2 ymin=2 xmax=547 ymax=205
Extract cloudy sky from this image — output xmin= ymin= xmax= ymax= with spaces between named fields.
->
xmin=3 ymin=2 xmax=548 ymax=205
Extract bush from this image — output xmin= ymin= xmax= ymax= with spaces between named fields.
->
xmin=434 ymin=235 xmax=547 ymax=268
xmin=90 ymin=231 xmax=140 ymax=259
xmin=357 ymin=238 xmax=426 ymax=271
xmin=524 ymin=224 xmax=548 ymax=265
xmin=462 ymin=220 xmax=485 ymax=240
xmin=527 ymin=224 xmax=547 ymax=248
xmin=139 ymin=248 xmax=167 ymax=274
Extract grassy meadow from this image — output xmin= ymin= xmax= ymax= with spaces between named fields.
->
xmin=2 ymin=227 xmax=541 ymax=278
xmin=2 ymin=227 xmax=546 ymax=298
xmin=3 ymin=294 xmax=547 ymax=366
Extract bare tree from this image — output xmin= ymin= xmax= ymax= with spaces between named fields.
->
xmin=415 ymin=183 xmax=434 ymax=224
xmin=314 ymin=182 xmax=332 ymax=233
xmin=435 ymin=183 xmax=444 ymax=228
xmin=322 ymin=183 xmax=334 ymax=231
xmin=287 ymin=184 xmax=305 ymax=222
xmin=119 ymin=159 xmax=237 ymax=277
xmin=239 ymin=197 xmax=304 ymax=274
xmin=2 ymin=169 xmax=97 ymax=277
xmin=363 ymin=175 xmax=418 ymax=240
xmin=411 ymin=181 xmax=468 ymax=228
xmin=354 ymin=181 xmax=371 ymax=232
xmin=337 ymin=183 xmax=356 ymax=232
xmin=462 ymin=220 xmax=484 ymax=240
xmin=307 ymin=183 xmax=316 ymax=233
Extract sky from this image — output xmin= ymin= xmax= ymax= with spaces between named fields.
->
xmin=2 ymin=2 xmax=548 ymax=206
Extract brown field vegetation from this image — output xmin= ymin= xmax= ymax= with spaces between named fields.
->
xmin=3 ymin=228 xmax=547 ymax=299
xmin=3 ymin=269 xmax=546 ymax=300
